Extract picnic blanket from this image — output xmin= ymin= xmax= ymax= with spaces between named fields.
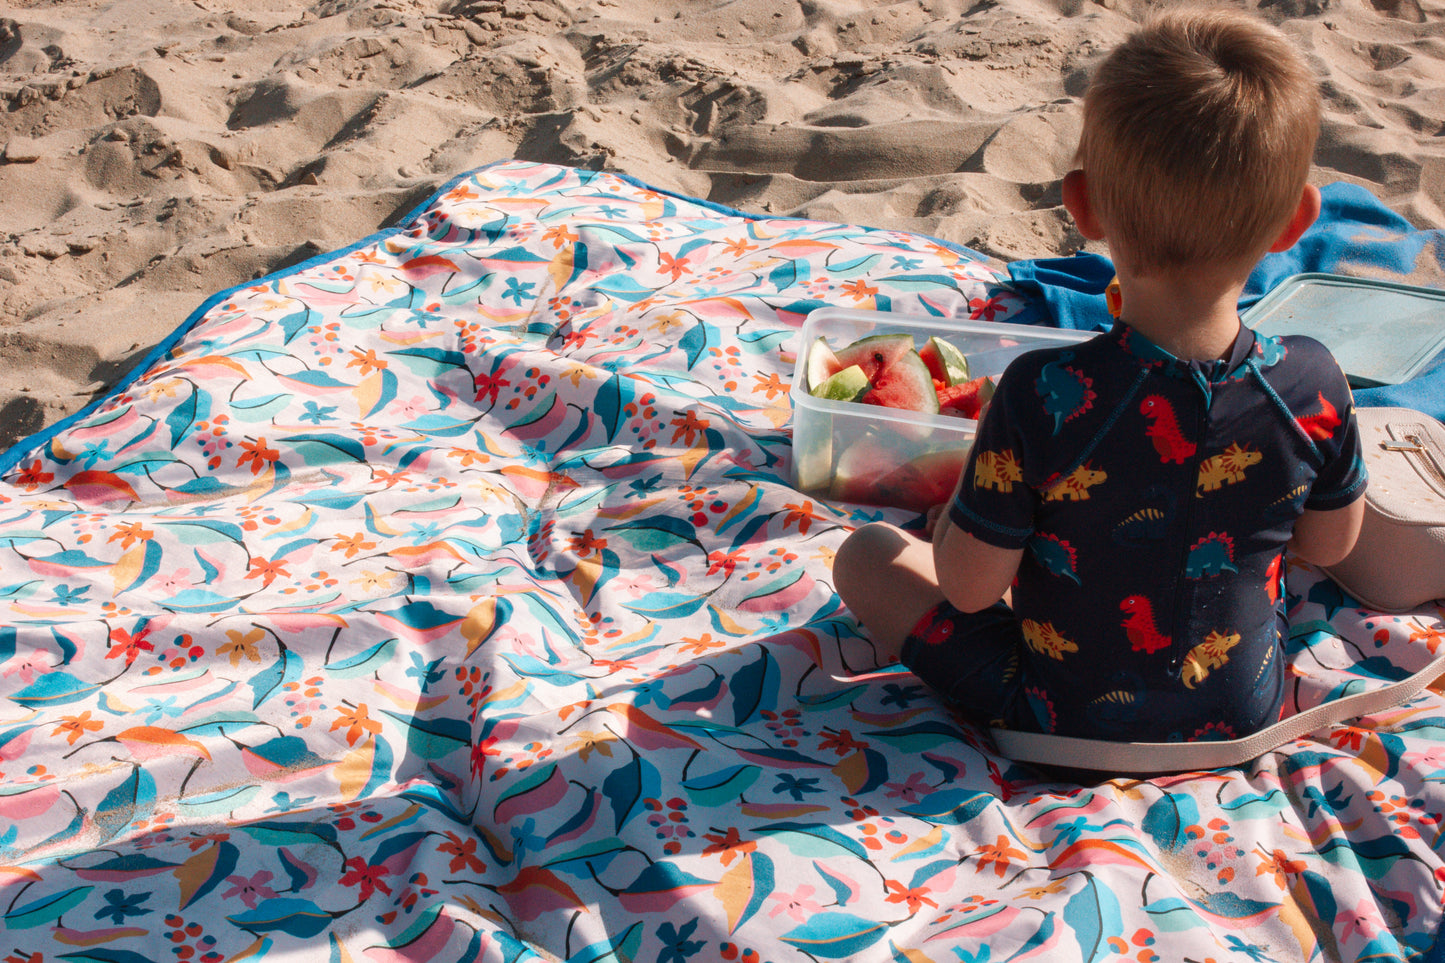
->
xmin=0 ymin=160 xmax=1442 ymax=962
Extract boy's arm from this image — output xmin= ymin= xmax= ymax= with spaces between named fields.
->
xmin=1288 ymin=495 xmax=1366 ymax=567
xmin=931 ymin=467 xmax=1024 ymax=614
xmin=932 ymin=517 xmax=1023 ymax=613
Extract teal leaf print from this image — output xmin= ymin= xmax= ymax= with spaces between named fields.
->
xmin=781 ymin=912 xmax=889 ymax=958
xmin=228 ymin=897 xmax=334 ymax=939
xmin=729 ymin=646 xmax=780 ymax=726
xmin=602 ymin=747 xmax=661 ymax=833
xmin=681 ymin=764 xmax=760 ymax=808
xmin=1062 ymin=872 xmax=1124 ymax=963
xmin=378 ymin=710 xmax=471 ymax=760
xmin=899 ymin=788 xmax=995 ymax=825
xmin=4 ymin=885 xmax=94 ymax=929
xmin=1141 ymin=793 xmax=1201 ymax=851
xmin=11 ymin=671 xmax=101 ymax=708
xmin=569 ymin=921 xmax=644 ymax=963
xmin=754 ymin=823 xmax=867 ymax=861
xmin=324 ymin=637 xmax=398 ymax=678
xmin=249 ymin=647 xmax=303 ymax=710
xmin=493 ymin=762 xmax=567 ymax=823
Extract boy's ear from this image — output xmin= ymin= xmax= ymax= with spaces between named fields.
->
xmin=1267 ymin=184 xmax=1321 ymax=253
xmin=1062 ymin=169 xmax=1106 ymax=241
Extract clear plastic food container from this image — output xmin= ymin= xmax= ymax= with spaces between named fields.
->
xmin=789 ymin=307 xmax=1091 ymax=511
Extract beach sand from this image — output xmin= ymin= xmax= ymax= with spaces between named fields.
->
xmin=3 ymin=0 xmax=1445 ymax=451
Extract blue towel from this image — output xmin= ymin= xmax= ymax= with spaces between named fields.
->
xmin=1005 ymin=183 xmax=1445 ymax=419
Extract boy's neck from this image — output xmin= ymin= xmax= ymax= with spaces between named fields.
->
xmin=1114 ymin=268 xmax=1251 ymax=362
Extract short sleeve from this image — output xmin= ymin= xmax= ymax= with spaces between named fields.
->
xmin=947 ymin=361 xmax=1041 ymax=548
xmin=1301 ymin=349 xmax=1367 ymax=511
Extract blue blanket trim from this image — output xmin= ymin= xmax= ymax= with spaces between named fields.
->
xmin=1005 ymin=182 xmax=1445 ymax=419
xmin=0 ymin=170 xmax=481 ymax=476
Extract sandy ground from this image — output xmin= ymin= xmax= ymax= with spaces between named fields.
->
xmin=3 ymin=0 xmax=1445 ymax=451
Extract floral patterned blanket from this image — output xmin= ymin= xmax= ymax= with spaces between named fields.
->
xmin=0 ymin=160 xmax=1442 ymax=962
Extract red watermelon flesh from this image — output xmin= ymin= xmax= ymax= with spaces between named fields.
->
xmin=859 ymin=349 xmax=939 ymax=414
xmin=882 ymin=450 xmax=968 ymax=512
xmin=832 ymin=443 xmax=966 ymax=511
xmin=830 ymin=437 xmax=904 ymax=504
xmin=936 ymin=375 xmax=995 ymax=419
xmin=832 ymin=333 xmax=915 ymax=382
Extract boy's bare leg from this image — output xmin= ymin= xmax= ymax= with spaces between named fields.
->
xmin=833 ymin=521 xmax=947 ymax=665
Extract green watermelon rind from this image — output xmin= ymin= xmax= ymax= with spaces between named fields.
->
xmin=919 ymin=336 xmax=970 ymax=385
xmin=810 ymin=364 xmax=870 ymax=401
xmin=832 ymin=333 xmax=915 ymax=381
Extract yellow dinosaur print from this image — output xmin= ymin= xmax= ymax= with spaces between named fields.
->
xmin=1021 ymin=619 xmax=1078 ymax=661
xmin=1180 ymin=630 xmax=1241 ymax=688
xmin=1196 ymin=443 xmax=1262 ymax=494
xmin=1042 ymin=463 xmax=1107 ymax=502
xmin=974 ymin=448 xmax=1023 ymax=493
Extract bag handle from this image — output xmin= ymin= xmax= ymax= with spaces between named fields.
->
xmin=990 ymin=651 xmax=1445 ymax=774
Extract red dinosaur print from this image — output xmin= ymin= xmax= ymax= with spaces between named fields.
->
xmin=1264 ymin=551 xmax=1284 ymax=605
xmin=1139 ymin=395 xmax=1196 ymax=464
xmin=1120 ymin=595 xmax=1171 ymax=654
xmin=1295 ymin=391 xmax=1340 ymax=442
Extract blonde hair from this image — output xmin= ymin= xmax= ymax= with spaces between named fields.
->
xmin=1075 ymin=8 xmax=1320 ymax=273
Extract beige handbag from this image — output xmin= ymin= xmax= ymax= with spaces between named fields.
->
xmin=1324 ymin=407 xmax=1445 ymax=613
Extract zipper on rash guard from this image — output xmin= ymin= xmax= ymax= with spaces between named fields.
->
xmin=1168 ymin=375 xmax=1213 ymax=674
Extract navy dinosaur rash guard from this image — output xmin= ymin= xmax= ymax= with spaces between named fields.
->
xmin=947 ymin=323 xmax=1367 ymax=743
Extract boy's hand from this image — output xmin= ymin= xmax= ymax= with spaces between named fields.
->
xmin=924 ymin=503 xmax=946 ymax=537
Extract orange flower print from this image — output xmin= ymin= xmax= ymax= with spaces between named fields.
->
xmin=347 ymin=348 xmax=388 ymax=375
xmin=974 ymin=835 xmax=1026 ymax=878
xmin=17 ymin=460 xmax=53 ymax=491
xmin=1254 ymin=847 xmax=1306 ymax=890
xmin=53 ymin=711 xmax=103 ymax=746
xmin=331 ymin=703 xmax=382 ymax=746
xmin=670 ymin=410 xmax=710 ymax=446
xmin=107 ymin=521 xmax=154 ymax=549
xmin=702 ymin=827 xmax=756 ymax=867
xmin=885 ymin=879 xmax=939 ymax=914
xmin=238 ymin=437 xmax=280 ymax=475
xmin=246 ymin=557 xmax=291 ymax=588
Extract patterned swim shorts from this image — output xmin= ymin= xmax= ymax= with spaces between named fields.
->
xmin=899 ymin=600 xmax=1045 ymax=733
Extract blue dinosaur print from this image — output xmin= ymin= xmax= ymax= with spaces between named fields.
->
xmin=1028 ymin=531 xmax=1081 ymax=584
xmin=1185 ymin=532 xmax=1239 ymax=578
xmin=1034 ymin=351 xmax=1097 ymax=435
xmin=1254 ymin=335 xmax=1287 ymax=367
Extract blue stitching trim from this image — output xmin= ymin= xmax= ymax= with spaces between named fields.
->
xmin=1246 ymin=358 xmax=1324 ymax=461
xmin=1052 ymin=366 xmax=1149 ymax=482
xmin=948 ymin=494 xmax=1033 ymax=544
xmin=1307 ymin=469 xmax=1369 ymax=508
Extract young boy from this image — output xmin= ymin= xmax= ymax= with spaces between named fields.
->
xmin=834 ymin=9 xmax=1367 ymax=745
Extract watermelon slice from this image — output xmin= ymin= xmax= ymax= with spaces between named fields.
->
xmin=832 ymin=333 xmax=915 ymax=382
xmin=918 ymin=336 xmax=970 ymax=385
xmin=804 ymin=336 xmax=844 ymax=392
xmin=832 ymin=443 xmax=966 ymax=512
xmin=830 ymin=436 xmax=902 ymax=505
xmin=810 ymin=364 xmax=870 ymax=401
xmin=936 ymin=375 xmax=995 ymax=419
xmin=859 ymin=348 xmax=938 ymax=414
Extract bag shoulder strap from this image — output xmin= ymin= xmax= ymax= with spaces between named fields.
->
xmin=989 ymin=652 xmax=1445 ymax=775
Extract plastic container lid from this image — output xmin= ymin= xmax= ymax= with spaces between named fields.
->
xmin=1241 ymin=273 xmax=1445 ymax=387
